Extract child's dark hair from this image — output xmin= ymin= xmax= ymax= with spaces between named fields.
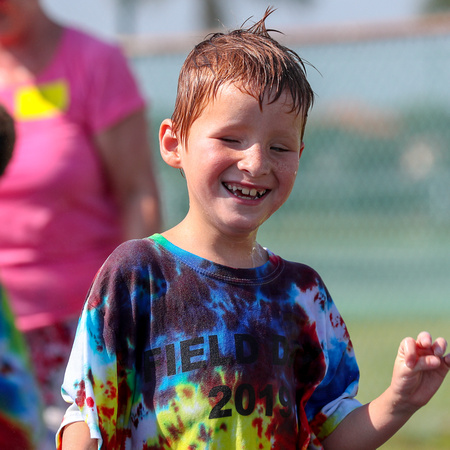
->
xmin=171 ymin=7 xmax=315 ymax=144
xmin=0 ymin=105 xmax=15 ymax=176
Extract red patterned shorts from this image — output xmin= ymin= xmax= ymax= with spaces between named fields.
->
xmin=24 ymin=318 xmax=78 ymax=408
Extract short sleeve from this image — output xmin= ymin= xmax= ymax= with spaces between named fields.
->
xmin=305 ymin=282 xmax=361 ymax=442
xmin=56 ymin=240 xmax=151 ymax=449
xmin=57 ymin=258 xmax=127 ymax=448
xmin=82 ymin=40 xmax=146 ymax=133
xmin=57 ymin=290 xmax=111 ymax=448
xmin=55 ymin=402 xmax=86 ymax=448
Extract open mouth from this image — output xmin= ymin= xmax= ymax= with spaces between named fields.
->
xmin=224 ymin=183 xmax=267 ymax=200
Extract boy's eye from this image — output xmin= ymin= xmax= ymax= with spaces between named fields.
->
xmin=220 ymin=137 xmax=239 ymax=143
xmin=271 ymin=146 xmax=289 ymax=152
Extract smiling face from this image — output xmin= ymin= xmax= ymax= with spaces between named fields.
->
xmin=161 ymin=83 xmax=304 ymax=241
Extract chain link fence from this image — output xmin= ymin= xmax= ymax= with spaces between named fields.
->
xmin=125 ymin=16 xmax=450 ymax=447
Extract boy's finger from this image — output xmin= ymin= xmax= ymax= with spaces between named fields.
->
xmin=407 ymin=356 xmax=438 ymax=372
xmin=444 ymin=353 xmax=450 ymax=368
xmin=403 ymin=337 xmax=418 ymax=369
xmin=432 ymin=337 xmax=447 ymax=357
xmin=416 ymin=331 xmax=432 ymax=349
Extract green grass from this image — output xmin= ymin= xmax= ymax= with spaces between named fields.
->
xmin=346 ymin=317 xmax=450 ymax=450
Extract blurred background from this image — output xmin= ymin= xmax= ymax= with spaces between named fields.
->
xmin=42 ymin=0 xmax=450 ymax=448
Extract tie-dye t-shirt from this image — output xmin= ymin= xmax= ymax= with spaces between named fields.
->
xmin=58 ymin=234 xmax=360 ymax=449
xmin=0 ymin=285 xmax=44 ymax=449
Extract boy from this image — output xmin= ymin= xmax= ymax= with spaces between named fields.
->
xmin=0 ymin=105 xmax=45 ymax=448
xmin=58 ymin=9 xmax=449 ymax=449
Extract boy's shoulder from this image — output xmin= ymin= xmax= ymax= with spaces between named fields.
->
xmin=102 ymin=234 xmax=180 ymax=275
xmin=278 ymin=255 xmax=326 ymax=288
xmin=106 ymin=236 xmax=160 ymax=267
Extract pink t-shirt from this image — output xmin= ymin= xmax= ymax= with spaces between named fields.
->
xmin=0 ymin=27 xmax=145 ymax=331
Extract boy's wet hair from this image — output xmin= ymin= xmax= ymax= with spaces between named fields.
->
xmin=172 ymin=7 xmax=314 ymax=143
xmin=0 ymin=105 xmax=15 ymax=176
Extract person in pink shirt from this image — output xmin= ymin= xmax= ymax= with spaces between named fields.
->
xmin=0 ymin=0 xmax=162 ymax=435
xmin=0 ymin=104 xmax=46 ymax=449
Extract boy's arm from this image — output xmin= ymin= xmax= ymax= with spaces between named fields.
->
xmin=322 ymin=332 xmax=450 ymax=450
xmin=61 ymin=422 xmax=98 ymax=450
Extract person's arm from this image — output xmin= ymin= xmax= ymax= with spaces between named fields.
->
xmin=95 ymin=108 xmax=162 ymax=240
xmin=61 ymin=422 xmax=97 ymax=450
xmin=322 ymin=332 xmax=450 ymax=450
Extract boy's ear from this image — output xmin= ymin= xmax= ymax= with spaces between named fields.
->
xmin=159 ymin=118 xmax=182 ymax=169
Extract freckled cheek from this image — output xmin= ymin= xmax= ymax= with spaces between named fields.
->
xmin=274 ymin=162 xmax=299 ymax=198
xmin=275 ymin=159 xmax=299 ymax=178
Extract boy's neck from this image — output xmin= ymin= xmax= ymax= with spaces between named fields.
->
xmin=162 ymin=222 xmax=268 ymax=269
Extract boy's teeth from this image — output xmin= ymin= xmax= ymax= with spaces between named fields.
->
xmin=225 ymin=184 xmax=266 ymax=198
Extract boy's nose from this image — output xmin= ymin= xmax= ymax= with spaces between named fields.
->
xmin=236 ymin=145 xmax=270 ymax=176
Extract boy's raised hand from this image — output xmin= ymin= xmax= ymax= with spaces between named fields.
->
xmin=322 ymin=332 xmax=450 ymax=450
xmin=390 ymin=331 xmax=450 ymax=414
